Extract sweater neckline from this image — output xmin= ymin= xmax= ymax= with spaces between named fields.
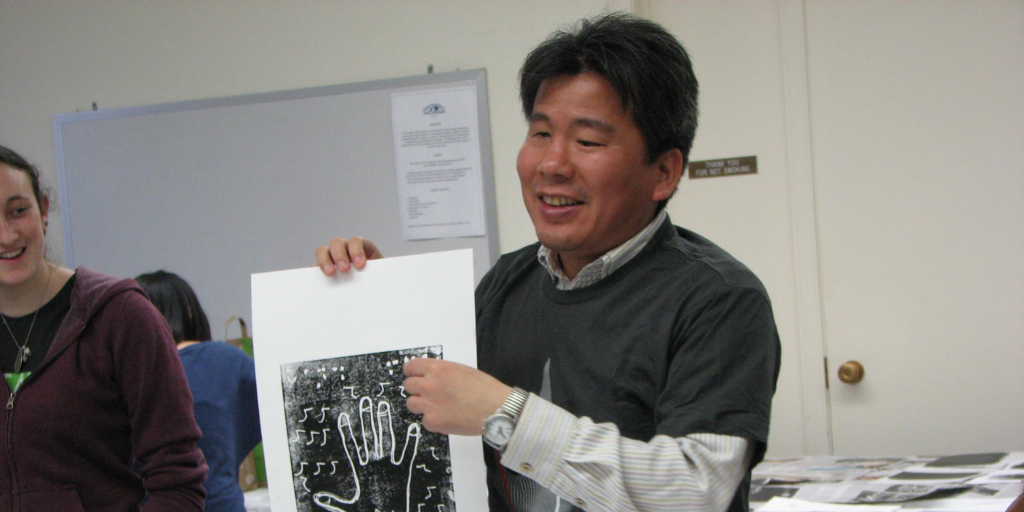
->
xmin=540 ymin=218 xmax=675 ymax=304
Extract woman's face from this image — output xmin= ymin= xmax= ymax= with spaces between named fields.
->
xmin=0 ymin=164 xmax=48 ymax=291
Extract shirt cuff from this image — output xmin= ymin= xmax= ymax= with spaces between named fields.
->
xmin=499 ymin=393 xmax=576 ymax=487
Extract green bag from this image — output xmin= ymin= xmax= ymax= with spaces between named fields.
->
xmin=225 ymin=317 xmax=267 ymax=488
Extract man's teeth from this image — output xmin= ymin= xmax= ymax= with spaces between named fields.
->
xmin=0 ymin=248 xmax=24 ymax=259
xmin=542 ymin=197 xmax=581 ymax=207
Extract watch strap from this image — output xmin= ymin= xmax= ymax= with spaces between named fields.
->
xmin=501 ymin=387 xmax=529 ymax=421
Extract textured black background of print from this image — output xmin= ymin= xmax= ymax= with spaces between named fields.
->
xmin=281 ymin=346 xmax=455 ymax=512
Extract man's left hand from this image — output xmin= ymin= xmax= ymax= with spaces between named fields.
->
xmin=403 ymin=358 xmax=512 ymax=436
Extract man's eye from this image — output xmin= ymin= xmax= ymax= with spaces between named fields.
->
xmin=532 ymin=131 xmax=551 ymax=138
xmin=578 ymin=140 xmax=603 ymax=147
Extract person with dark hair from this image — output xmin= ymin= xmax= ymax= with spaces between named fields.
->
xmin=0 ymin=145 xmax=207 ymax=510
xmin=135 ymin=271 xmax=213 ymax=342
xmin=316 ymin=13 xmax=780 ymax=512
xmin=135 ymin=270 xmax=262 ymax=512
xmin=517 ymin=12 xmax=699 ymax=214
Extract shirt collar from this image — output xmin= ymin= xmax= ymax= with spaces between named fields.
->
xmin=537 ymin=209 xmax=668 ymax=291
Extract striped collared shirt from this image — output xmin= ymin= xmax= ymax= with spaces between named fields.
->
xmin=512 ymin=208 xmax=752 ymax=511
xmin=537 ymin=209 xmax=668 ymax=290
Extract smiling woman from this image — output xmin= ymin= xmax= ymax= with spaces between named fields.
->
xmin=0 ymin=153 xmax=50 ymax=300
xmin=0 ymin=145 xmax=208 ymax=511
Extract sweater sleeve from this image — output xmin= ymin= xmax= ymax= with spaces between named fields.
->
xmin=500 ymin=396 xmax=751 ymax=512
xmin=111 ymin=291 xmax=207 ymax=511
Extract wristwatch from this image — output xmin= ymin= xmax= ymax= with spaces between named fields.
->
xmin=483 ymin=387 xmax=529 ymax=451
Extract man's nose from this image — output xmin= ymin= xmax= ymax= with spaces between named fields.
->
xmin=537 ymin=140 xmax=574 ymax=179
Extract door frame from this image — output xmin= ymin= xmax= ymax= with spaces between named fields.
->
xmin=780 ymin=0 xmax=832 ymax=455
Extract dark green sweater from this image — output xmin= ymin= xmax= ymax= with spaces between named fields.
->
xmin=476 ymin=218 xmax=781 ymax=512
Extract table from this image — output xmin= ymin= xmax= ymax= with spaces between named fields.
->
xmin=244 ymin=452 xmax=1024 ymax=511
xmin=751 ymin=452 xmax=1024 ymax=511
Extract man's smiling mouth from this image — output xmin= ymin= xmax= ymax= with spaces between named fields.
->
xmin=541 ymin=196 xmax=583 ymax=207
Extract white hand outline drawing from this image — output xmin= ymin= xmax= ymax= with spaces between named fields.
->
xmin=311 ymin=396 xmax=422 ymax=512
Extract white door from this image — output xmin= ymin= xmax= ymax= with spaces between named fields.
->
xmin=652 ymin=0 xmax=1024 ymax=456
xmin=804 ymin=0 xmax=1024 ymax=455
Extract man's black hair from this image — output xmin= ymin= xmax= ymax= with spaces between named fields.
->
xmin=519 ymin=12 xmax=699 ymax=209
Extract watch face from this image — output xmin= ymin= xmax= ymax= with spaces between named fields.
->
xmin=484 ymin=414 xmax=515 ymax=446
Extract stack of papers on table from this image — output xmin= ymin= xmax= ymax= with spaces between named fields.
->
xmin=750 ymin=452 xmax=1024 ymax=509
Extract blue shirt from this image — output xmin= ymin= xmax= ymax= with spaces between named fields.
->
xmin=178 ymin=341 xmax=261 ymax=512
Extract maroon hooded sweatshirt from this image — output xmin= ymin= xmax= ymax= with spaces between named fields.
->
xmin=0 ymin=267 xmax=206 ymax=511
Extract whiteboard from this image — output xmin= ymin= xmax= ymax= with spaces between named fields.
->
xmin=53 ymin=69 xmax=498 ymax=335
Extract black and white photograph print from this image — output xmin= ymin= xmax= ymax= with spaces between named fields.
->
xmin=281 ymin=345 xmax=455 ymax=512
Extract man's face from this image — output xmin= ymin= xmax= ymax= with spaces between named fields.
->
xmin=516 ymin=72 xmax=680 ymax=278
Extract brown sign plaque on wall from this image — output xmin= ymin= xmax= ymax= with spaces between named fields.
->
xmin=687 ymin=155 xmax=757 ymax=179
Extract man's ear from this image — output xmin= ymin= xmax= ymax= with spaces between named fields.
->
xmin=651 ymin=148 xmax=684 ymax=202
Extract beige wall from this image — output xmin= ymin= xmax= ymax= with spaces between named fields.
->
xmin=0 ymin=0 xmax=631 ymax=261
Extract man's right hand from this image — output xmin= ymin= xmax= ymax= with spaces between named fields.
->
xmin=315 ymin=237 xmax=384 ymax=276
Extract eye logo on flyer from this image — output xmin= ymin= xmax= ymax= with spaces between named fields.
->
xmin=422 ymin=104 xmax=446 ymax=117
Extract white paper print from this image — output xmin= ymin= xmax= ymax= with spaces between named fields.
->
xmin=251 ymin=250 xmax=484 ymax=512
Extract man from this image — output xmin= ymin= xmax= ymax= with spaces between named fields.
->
xmin=317 ymin=13 xmax=780 ymax=512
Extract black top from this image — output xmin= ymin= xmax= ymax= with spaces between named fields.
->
xmin=0 ymin=273 xmax=76 ymax=374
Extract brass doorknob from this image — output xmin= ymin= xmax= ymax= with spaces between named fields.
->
xmin=838 ymin=361 xmax=864 ymax=384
